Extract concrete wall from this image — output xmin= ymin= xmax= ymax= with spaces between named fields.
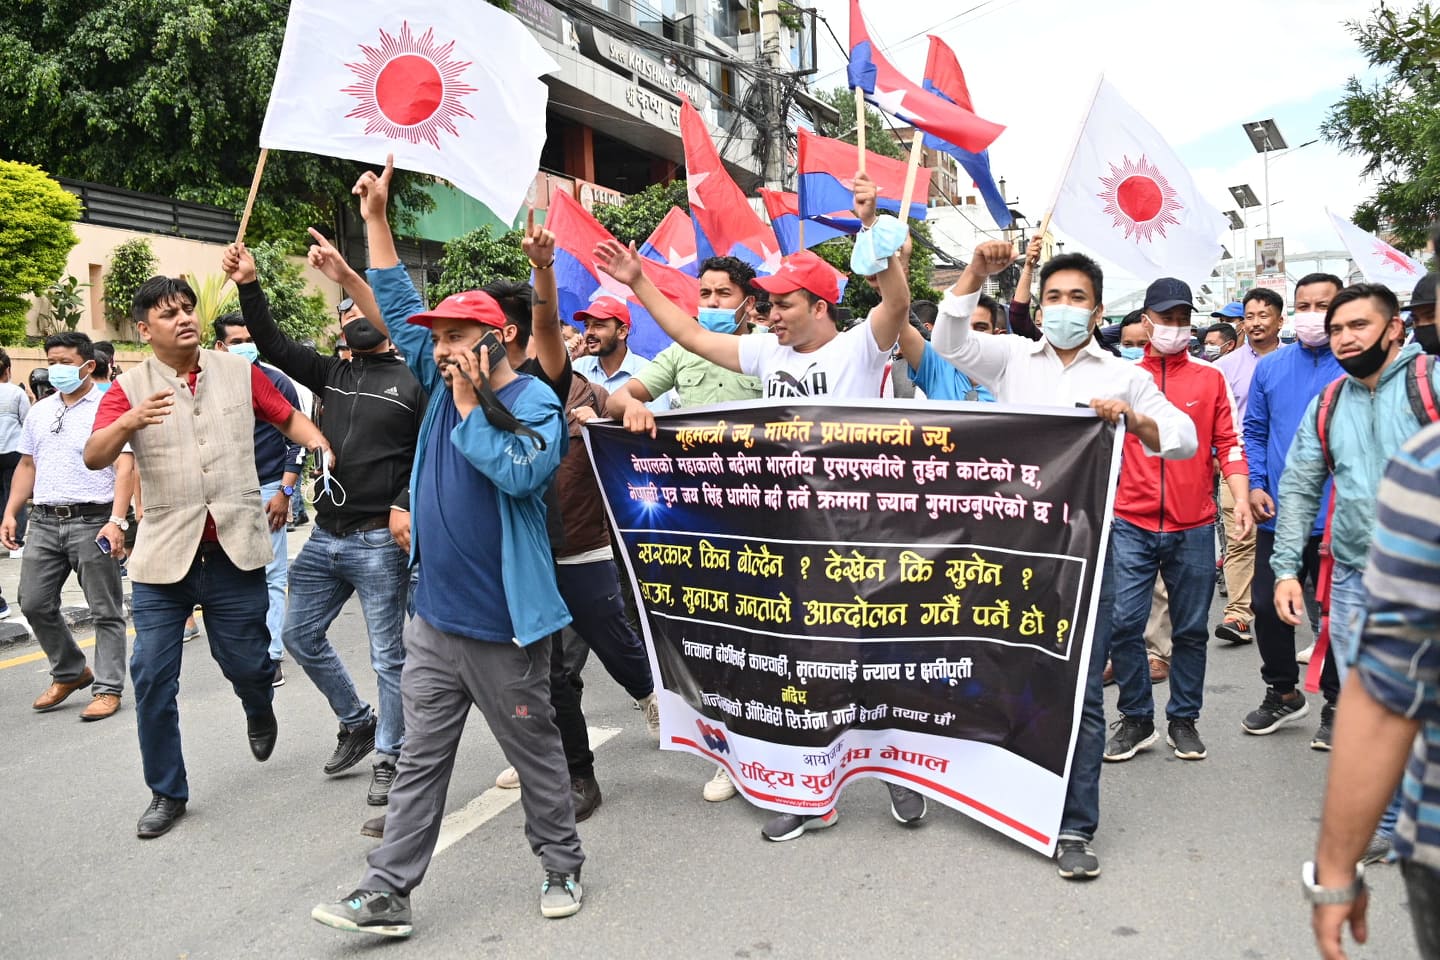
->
xmin=25 ymin=222 xmax=343 ymax=340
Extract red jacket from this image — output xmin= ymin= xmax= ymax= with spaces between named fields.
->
xmin=1114 ymin=349 xmax=1248 ymax=533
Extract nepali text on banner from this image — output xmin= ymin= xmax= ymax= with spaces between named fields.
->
xmin=583 ymin=400 xmax=1122 ymax=855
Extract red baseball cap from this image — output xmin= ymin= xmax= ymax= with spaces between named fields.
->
xmin=575 ymin=297 xmax=631 ymax=326
xmin=407 ymin=290 xmax=507 ymax=329
xmin=752 ymin=251 xmax=844 ymax=304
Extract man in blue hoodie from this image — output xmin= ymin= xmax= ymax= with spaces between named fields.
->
xmin=1242 ymin=274 xmax=1343 ymax=748
xmin=1274 ymin=282 xmax=1440 ymax=865
xmin=309 ymin=182 xmax=582 ymax=936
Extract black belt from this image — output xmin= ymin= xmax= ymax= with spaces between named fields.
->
xmin=33 ymin=502 xmax=112 ymax=521
xmin=319 ymin=515 xmax=391 ymax=535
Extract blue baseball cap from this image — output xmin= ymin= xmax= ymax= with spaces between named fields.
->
xmin=1143 ymin=278 xmax=1195 ymax=314
xmin=1211 ymin=301 xmax=1245 ymax=319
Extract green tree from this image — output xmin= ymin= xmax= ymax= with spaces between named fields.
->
xmin=1323 ymin=2 xmax=1440 ymax=253
xmin=0 ymin=159 xmax=82 ymax=343
xmin=431 ymin=226 xmax=531 ymax=302
xmin=249 ymin=240 xmax=330 ymax=343
xmin=103 ymin=237 xmax=158 ymax=328
xmin=0 ymin=0 xmax=450 ymax=246
xmin=812 ymin=87 xmax=904 ymax=161
xmin=594 ymin=180 xmax=690 ymax=245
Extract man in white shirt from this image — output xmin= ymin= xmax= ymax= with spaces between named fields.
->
xmin=932 ymin=241 xmax=1198 ymax=883
xmin=593 ymin=173 xmax=926 ymax=841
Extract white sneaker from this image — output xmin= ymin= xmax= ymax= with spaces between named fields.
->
xmin=1296 ymin=642 xmax=1315 ymax=664
xmin=495 ymin=766 xmax=520 ymax=790
xmin=703 ymin=766 xmax=736 ymax=802
xmin=639 ymin=692 xmax=660 ymax=743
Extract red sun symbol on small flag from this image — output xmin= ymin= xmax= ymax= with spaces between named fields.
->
xmin=1373 ymin=241 xmax=1419 ymax=274
xmin=1096 ymin=155 xmax=1184 ymax=242
xmin=341 ymin=22 xmax=477 ymax=150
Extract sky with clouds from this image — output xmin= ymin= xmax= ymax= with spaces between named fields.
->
xmin=807 ymin=0 xmax=1386 ymax=298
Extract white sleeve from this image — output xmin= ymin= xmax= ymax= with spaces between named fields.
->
xmin=1128 ymin=372 xmax=1199 ymax=459
xmin=930 ymin=289 xmax=1011 ymax=387
xmin=737 ymin=331 xmax=778 ymax=379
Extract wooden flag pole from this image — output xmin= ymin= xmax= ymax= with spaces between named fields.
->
xmin=797 ymin=218 xmax=806 ymax=249
xmin=898 ymin=131 xmax=926 ymax=222
xmin=854 ymin=86 xmax=867 ymax=173
xmin=236 ymin=148 xmax=269 ymax=244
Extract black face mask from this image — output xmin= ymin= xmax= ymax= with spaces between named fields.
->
xmin=1336 ymin=330 xmax=1396 ymax=379
xmin=1414 ymin=323 xmax=1440 ymax=356
xmin=342 ymin=316 xmax=387 ymax=353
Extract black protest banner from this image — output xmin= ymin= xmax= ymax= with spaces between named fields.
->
xmin=584 ymin=400 xmax=1120 ymax=853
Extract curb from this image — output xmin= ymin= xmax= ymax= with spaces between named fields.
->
xmin=0 ymin=601 xmax=129 ymax=652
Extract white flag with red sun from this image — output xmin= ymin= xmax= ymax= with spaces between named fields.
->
xmin=260 ymin=0 xmax=558 ymax=222
xmin=1051 ymin=80 xmax=1226 ymax=287
xmin=1326 ymin=209 xmax=1427 ymax=294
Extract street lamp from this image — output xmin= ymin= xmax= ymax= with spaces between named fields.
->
xmin=1242 ymin=119 xmax=1287 ymax=237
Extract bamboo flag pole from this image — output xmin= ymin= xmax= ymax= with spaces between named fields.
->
xmin=236 ymin=148 xmax=270 ymax=244
xmin=854 ymin=86 xmax=867 ymax=173
xmin=898 ymin=131 xmax=926 ymax=222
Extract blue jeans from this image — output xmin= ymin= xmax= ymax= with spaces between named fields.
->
xmin=260 ymin=480 xmax=288 ymax=662
xmin=282 ymin=525 xmax=408 ymax=758
xmin=1328 ymin=561 xmax=1402 ymax=838
xmin=1109 ymin=518 xmax=1215 ymax=722
xmin=131 ymin=547 xmax=274 ymax=801
xmin=1058 ymin=597 xmax=1110 ymax=843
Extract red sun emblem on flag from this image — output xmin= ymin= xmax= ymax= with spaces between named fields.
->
xmin=341 ymin=22 xmax=477 ymax=150
xmin=1096 ymin=155 xmax=1184 ymax=242
xmin=1373 ymin=241 xmax=1419 ymax=275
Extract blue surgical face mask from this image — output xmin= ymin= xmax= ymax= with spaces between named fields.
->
xmin=229 ymin=343 xmax=260 ymax=364
xmin=48 ymin=362 xmax=90 ymax=395
xmin=1119 ymin=345 xmax=1145 ymax=362
xmin=697 ymin=307 xmax=738 ymax=334
xmin=1040 ymin=304 xmax=1096 ymax=350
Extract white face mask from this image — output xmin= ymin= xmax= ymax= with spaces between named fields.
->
xmin=1148 ymin=323 xmax=1192 ymax=355
xmin=1202 ymin=344 xmax=1223 ymax=361
xmin=1292 ymin=310 xmax=1329 ymax=347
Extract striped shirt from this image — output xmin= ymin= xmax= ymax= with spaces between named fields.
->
xmin=1359 ymin=421 xmax=1440 ymax=871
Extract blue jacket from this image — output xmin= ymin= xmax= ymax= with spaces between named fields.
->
xmin=1244 ymin=342 xmax=1342 ymax=533
xmin=1274 ymin=342 xmax=1440 ymax=578
xmin=369 ymin=265 xmax=571 ymax=645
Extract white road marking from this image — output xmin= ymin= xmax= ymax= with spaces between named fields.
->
xmin=434 ymin=726 xmax=622 ymax=856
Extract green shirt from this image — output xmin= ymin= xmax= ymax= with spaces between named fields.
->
xmin=634 ymin=342 xmax=761 ymax=409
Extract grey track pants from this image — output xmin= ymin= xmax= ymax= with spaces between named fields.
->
xmin=361 ymin=615 xmax=584 ymax=895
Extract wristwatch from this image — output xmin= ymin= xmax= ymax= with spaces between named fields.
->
xmin=280 ymin=484 xmax=296 ymax=497
xmin=108 ymin=515 xmax=130 ymax=531
xmin=1301 ymin=861 xmax=1365 ymax=905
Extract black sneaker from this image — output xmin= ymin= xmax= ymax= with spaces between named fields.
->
xmin=311 ymin=889 xmax=412 ymax=937
xmin=1103 ymin=716 xmax=1157 ymax=762
xmin=368 ymin=760 xmax=397 ymax=806
xmin=886 ymin=782 xmax=927 ymax=824
xmin=571 ymin=775 xmax=602 ymax=822
xmin=1242 ymin=688 xmax=1310 ymax=735
xmin=324 ymin=716 xmax=377 ymax=775
xmin=271 ymin=661 xmax=285 ymax=688
xmin=761 ymin=809 xmax=837 ymax=841
xmin=540 ymin=870 xmax=583 ymax=919
xmin=1055 ymin=839 xmax=1101 ymax=879
xmin=1311 ymin=701 xmax=1335 ymax=751
xmin=1166 ymin=718 xmax=1208 ymax=760
xmin=360 ymin=815 xmax=385 ymax=839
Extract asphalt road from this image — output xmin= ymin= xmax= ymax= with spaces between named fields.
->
xmin=0 ymin=590 xmax=1423 ymax=960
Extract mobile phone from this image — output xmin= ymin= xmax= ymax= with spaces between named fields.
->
xmin=96 ymin=535 xmax=112 ymax=555
xmin=473 ymin=332 xmax=506 ymax=370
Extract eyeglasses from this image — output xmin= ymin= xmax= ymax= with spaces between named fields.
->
xmin=336 ymin=298 xmax=355 ymax=318
xmin=51 ymin=404 xmax=69 ymax=435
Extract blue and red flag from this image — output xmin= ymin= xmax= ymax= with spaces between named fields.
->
xmin=758 ymin=188 xmax=852 ymax=256
xmin=638 ymin=206 xmax=699 ymax=275
xmin=847 ymin=0 xmax=1004 ymax=155
xmin=796 ymin=128 xmax=932 ymax=224
xmin=544 ymin=189 xmax=699 ymax=359
xmin=922 ymin=36 xmax=1011 ymax=229
xmin=679 ymin=94 xmax=782 ymax=274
